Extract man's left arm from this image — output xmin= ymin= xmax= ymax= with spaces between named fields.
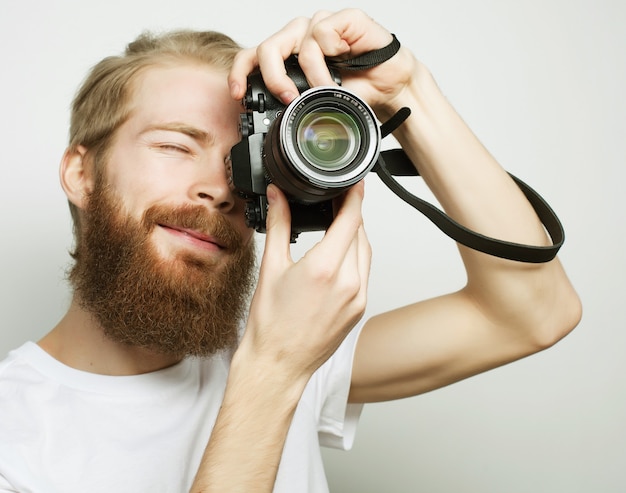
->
xmin=348 ymin=32 xmax=581 ymax=403
xmin=227 ymin=6 xmax=582 ymax=409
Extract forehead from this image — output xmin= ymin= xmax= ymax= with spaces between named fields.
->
xmin=127 ymin=62 xmax=241 ymax=134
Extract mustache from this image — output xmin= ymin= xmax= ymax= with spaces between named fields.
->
xmin=142 ymin=204 xmax=246 ymax=251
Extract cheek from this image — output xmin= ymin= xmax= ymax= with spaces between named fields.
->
xmin=107 ymin=176 xmax=171 ymax=221
xmin=104 ymin=153 xmax=186 ymax=219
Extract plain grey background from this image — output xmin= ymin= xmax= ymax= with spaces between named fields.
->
xmin=1 ymin=0 xmax=624 ymax=491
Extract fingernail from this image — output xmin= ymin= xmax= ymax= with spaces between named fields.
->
xmin=279 ymin=91 xmax=297 ymax=104
xmin=230 ymin=82 xmax=240 ymax=98
xmin=266 ymin=184 xmax=277 ymax=204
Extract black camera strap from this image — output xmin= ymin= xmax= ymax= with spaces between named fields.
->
xmin=373 ymin=146 xmax=564 ymax=263
xmin=325 ymin=34 xmax=402 ymax=70
xmin=326 ymin=37 xmax=564 ymax=263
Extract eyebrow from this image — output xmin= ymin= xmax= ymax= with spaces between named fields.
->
xmin=142 ymin=122 xmax=217 ymax=146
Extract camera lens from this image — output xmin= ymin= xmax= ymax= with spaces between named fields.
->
xmin=264 ymin=86 xmax=380 ymax=203
xmin=297 ymin=111 xmax=360 ymax=171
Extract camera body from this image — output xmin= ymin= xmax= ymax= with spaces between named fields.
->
xmin=230 ymin=55 xmax=381 ymax=241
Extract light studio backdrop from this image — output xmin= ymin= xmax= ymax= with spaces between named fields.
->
xmin=1 ymin=1 xmax=623 ymax=492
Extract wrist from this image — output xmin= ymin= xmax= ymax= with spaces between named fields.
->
xmin=191 ymin=339 xmax=312 ymax=492
xmin=371 ymin=50 xmax=432 ymax=121
xmin=377 ymin=58 xmax=479 ymax=167
xmin=228 ymin=336 xmax=311 ymax=409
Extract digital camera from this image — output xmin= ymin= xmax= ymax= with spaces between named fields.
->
xmin=230 ymin=55 xmax=381 ymax=241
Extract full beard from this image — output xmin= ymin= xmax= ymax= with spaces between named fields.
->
xmin=69 ymin=181 xmax=257 ymax=358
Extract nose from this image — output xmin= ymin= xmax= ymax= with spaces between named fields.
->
xmin=188 ymin=153 xmax=236 ymax=213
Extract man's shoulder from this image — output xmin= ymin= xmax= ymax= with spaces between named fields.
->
xmin=0 ymin=343 xmax=47 ymax=446
xmin=0 ymin=342 xmax=33 ymax=379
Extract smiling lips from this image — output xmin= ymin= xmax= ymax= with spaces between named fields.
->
xmin=159 ymin=224 xmax=226 ymax=251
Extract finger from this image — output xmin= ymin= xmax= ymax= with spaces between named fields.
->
xmin=229 ymin=47 xmax=259 ymax=100
xmin=294 ymin=40 xmax=336 ymax=88
xmin=301 ymin=9 xmax=394 ymax=91
xmin=312 ymin=9 xmax=393 ymax=56
xmin=254 ymin=17 xmax=311 ymax=103
xmin=295 ymin=11 xmax=338 ymax=88
xmin=260 ymin=184 xmax=293 ymax=269
xmin=356 ymin=223 xmax=372 ymax=298
xmin=336 ymin=223 xmax=362 ymax=288
xmin=334 ymin=191 xmax=371 ymax=295
xmin=313 ymin=181 xmax=365 ymax=269
xmin=328 ymin=215 xmax=370 ymax=330
xmin=229 ymin=17 xmax=309 ymax=103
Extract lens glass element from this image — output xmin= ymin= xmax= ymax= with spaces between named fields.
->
xmin=296 ymin=110 xmax=360 ymax=171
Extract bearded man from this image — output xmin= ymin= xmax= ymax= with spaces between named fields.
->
xmin=0 ymin=9 xmax=581 ymax=493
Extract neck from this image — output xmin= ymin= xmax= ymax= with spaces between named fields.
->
xmin=38 ymin=298 xmax=183 ymax=375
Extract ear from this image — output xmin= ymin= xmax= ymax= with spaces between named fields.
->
xmin=60 ymin=145 xmax=94 ymax=210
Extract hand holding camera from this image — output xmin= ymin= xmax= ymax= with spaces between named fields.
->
xmin=228 ymin=8 xmax=563 ymax=261
xmin=228 ymin=10 xmax=410 ymax=241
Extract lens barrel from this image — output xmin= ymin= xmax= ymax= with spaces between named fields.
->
xmin=264 ymin=86 xmax=380 ymax=203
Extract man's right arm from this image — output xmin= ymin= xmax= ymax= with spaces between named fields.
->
xmin=190 ymin=183 xmax=370 ymax=492
xmin=189 ymin=347 xmax=308 ymax=492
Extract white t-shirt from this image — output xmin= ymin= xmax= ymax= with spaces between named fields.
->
xmin=0 ymin=327 xmax=363 ymax=493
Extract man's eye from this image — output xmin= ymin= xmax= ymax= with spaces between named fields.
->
xmin=156 ymin=143 xmax=189 ymax=153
